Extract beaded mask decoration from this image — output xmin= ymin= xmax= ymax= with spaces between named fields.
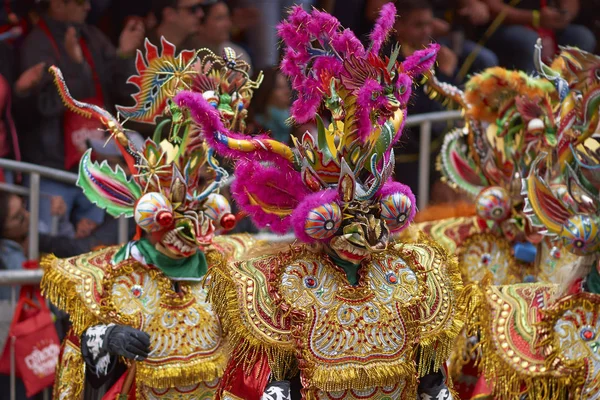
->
xmin=49 ymin=38 xmax=262 ymax=257
xmin=174 ymin=3 xmax=439 ymax=263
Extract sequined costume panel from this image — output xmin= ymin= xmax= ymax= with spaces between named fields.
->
xmin=210 ymin=233 xmax=259 ymax=261
xmin=42 ymin=246 xmax=228 ymax=398
xmin=476 ymin=283 xmax=559 ymax=399
xmin=278 ymin=249 xmax=423 ymax=396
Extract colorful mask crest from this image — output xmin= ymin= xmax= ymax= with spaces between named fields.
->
xmin=522 ymin=43 xmax=600 ymax=257
xmin=49 ymin=40 xmax=264 ymax=257
xmin=174 ymin=4 xmax=439 ymax=263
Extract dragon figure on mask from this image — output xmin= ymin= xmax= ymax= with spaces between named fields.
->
xmin=40 ymin=38 xmax=262 ymax=399
xmin=452 ymin=44 xmax=600 ymax=399
xmin=171 ymin=4 xmax=466 ymax=400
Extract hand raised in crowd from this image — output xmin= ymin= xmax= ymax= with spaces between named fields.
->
xmin=117 ymin=18 xmax=145 ymax=58
xmin=230 ymin=7 xmax=260 ymax=32
xmin=432 ymin=18 xmax=451 ymax=37
xmin=437 ymin=45 xmax=459 ymax=78
xmin=76 ymin=217 xmax=98 ymax=238
xmin=64 ymin=26 xmax=84 ymax=64
xmin=50 ymin=196 xmax=67 ymax=217
xmin=540 ymin=7 xmax=569 ymax=30
xmin=14 ymin=62 xmax=46 ymax=96
xmin=458 ymin=0 xmax=490 ymax=25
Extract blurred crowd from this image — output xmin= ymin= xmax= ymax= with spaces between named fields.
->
xmin=0 ymin=0 xmax=598 ymax=299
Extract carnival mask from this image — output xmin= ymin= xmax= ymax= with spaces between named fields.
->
xmin=174 ymin=4 xmax=432 ymax=257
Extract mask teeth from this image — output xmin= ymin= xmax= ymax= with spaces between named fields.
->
xmin=183 ymin=210 xmax=201 ymax=238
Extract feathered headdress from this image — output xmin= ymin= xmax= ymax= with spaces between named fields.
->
xmin=174 ymin=3 xmax=439 ymax=241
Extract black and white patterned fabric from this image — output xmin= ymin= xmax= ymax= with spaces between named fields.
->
xmin=261 ymin=380 xmax=292 ymax=400
xmin=81 ymin=323 xmax=150 ymax=377
xmin=81 ymin=323 xmax=114 ymax=377
xmin=417 ymin=369 xmax=454 ymax=400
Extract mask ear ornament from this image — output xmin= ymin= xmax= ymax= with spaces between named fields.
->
xmin=560 ymin=214 xmax=600 ymax=255
xmin=475 ymin=186 xmax=512 ymax=223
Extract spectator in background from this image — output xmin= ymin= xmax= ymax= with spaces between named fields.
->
xmin=331 ymin=0 xmax=375 ymax=42
xmin=0 ymin=192 xmax=69 ymax=299
xmin=394 ymin=0 xmax=458 ymax=82
xmin=148 ymin=0 xmax=204 ymax=49
xmin=0 ymin=190 xmax=133 ymax=287
xmin=390 ymin=0 xmax=453 ymax=199
xmin=429 ymin=0 xmax=499 ymax=78
xmin=190 ymin=0 xmax=252 ymax=69
xmin=16 ymin=0 xmax=144 ymax=238
xmin=335 ymin=0 xmax=497 ymax=79
xmin=247 ymin=67 xmax=292 ymax=143
xmin=483 ymin=0 xmax=596 ymax=72
xmin=238 ymin=0 xmax=312 ymax=70
xmin=0 ymin=40 xmax=45 ymax=184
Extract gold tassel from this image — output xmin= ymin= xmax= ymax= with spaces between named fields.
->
xmin=136 ymin=352 xmax=227 ymax=388
xmin=414 ymin=232 xmax=468 ymax=377
xmin=53 ymin=338 xmax=85 ymax=399
xmin=205 ymin=257 xmax=296 ymax=381
xmin=448 ymin=281 xmax=485 ymax=379
xmin=40 ymin=255 xmax=100 ymax=335
xmin=309 ymin=361 xmax=417 ymax=393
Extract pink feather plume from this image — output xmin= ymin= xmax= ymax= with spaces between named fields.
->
xmin=174 ymin=91 xmax=291 ymax=165
xmin=231 ymin=160 xmax=310 ymax=233
xmin=369 ymin=2 xmax=396 ymax=55
xmin=402 ymin=43 xmax=440 ymax=77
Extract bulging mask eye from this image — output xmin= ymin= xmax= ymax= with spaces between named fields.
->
xmin=560 ymin=214 xmax=600 ymax=255
xmin=202 ymin=91 xmax=219 ymax=108
xmin=304 ymin=202 xmax=342 ymax=240
xmin=475 ymin=186 xmax=511 ymax=222
xmin=380 ymin=192 xmax=412 ymax=232
xmin=203 ymin=193 xmax=236 ymax=231
xmin=134 ymin=192 xmax=173 ymax=232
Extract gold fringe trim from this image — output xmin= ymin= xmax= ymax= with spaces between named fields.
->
xmin=41 ymin=254 xmax=100 ymax=335
xmin=53 ymin=339 xmax=85 ymax=400
xmin=415 ymin=232 xmax=467 ymax=377
xmin=309 ymin=361 xmax=416 ymax=393
xmin=475 ymin=276 xmax=571 ymax=400
xmin=136 ymin=352 xmax=228 ymax=389
xmin=205 ymin=258 xmax=296 ymax=381
xmin=536 ymin=293 xmax=598 ymax=396
xmin=448 ymin=281 xmax=485 ymax=379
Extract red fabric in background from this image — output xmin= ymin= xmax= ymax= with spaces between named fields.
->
xmin=0 ymin=285 xmax=60 ymax=397
xmin=217 ymin=350 xmax=271 ymax=400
